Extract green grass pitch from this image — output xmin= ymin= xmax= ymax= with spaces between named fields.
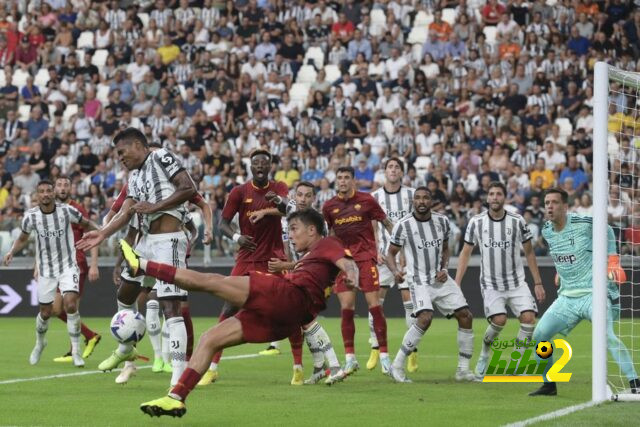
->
xmin=1 ymin=317 xmax=638 ymax=426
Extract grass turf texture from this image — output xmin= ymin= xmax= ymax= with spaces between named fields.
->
xmin=1 ymin=317 xmax=638 ymax=426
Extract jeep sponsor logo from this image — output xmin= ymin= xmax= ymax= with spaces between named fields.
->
xmin=417 ymin=238 xmax=442 ymax=250
xmin=552 ymin=254 xmax=576 ymax=264
xmin=38 ymin=229 xmax=65 ymax=238
xmin=388 ymin=210 xmax=407 ymax=220
xmin=484 ymin=238 xmax=511 ymax=249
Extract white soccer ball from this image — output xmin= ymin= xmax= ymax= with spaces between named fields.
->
xmin=110 ymin=310 xmax=146 ymax=344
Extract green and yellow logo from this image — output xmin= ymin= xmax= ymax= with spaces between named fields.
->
xmin=482 ymin=338 xmax=573 ymax=383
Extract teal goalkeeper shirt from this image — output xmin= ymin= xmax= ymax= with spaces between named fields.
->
xmin=542 ymin=213 xmax=618 ymax=298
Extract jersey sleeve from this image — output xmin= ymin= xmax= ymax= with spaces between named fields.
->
xmin=67 ymin=205 xmax=84 ymax=224
xmin=321 ymin=237 xmax=353 ymax=263
xmin=20 ymin=214 xmax=32 ymax=234
xmin=463 ymin=217 xmax=476 ymax=245
xmin=221 ymin=186 xmax=242 ymax=221
xmin=154 ymin=149 xmax=184 ymax=180
xmin=607 ymin=224 xmax=617 ymax=255
xmin=367 ymin=194 xmax=387 ymax=221
xmin=519 ymin=215 xmax=533 ymax=243
xmin=322 ymin=203 xmax=334 ymax=229
xmin=389 ymin=221 xmax=406 ymax=247
xmin=442 ymin=216 xmax=451 ymax=241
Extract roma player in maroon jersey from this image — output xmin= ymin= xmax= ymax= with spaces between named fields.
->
xmin=125 ymin=208 xmax=358 ymax=418
xmin=322 ymin=166 xmax=394 ymax=375
xmin=50 ymin=176 xmax=101 ymax=362
xmin=198 ymin=149 xmax=305 ymax=386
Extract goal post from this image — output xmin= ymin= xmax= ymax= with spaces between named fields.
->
xmin=593 ymin=62 xmax=640 ymax=402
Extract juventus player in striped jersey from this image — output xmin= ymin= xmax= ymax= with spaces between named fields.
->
xmin=368 ymin=158 xmax=417 ymax=372
xmin=386 ymin=187 xmax=476 ymax=383
xmin=455 ymin=182 xmax=545 ymax=379
xmin=4 ymin=180 xmax=100 ymax=367
xmin=78 ymin=128 xmax=197 ymax=388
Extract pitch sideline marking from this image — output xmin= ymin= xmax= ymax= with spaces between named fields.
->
xmin=502 ymin=400 xmax=600 ymax=427
xmin=0 ymin=352 xmax=261 ymax=385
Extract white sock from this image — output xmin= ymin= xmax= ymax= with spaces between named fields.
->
xmin=346 ymin=353 xmax=356 ymax=362
xmin=146 ymin=300 xmax=162 ymax=359
xmin=482 ymin=322 xmax=504 ymax=358
xmin=403 ymin=300 xmax=415 ymax=329
xmin=117 ymin=342 xmax=134 ymax=355
xmin=209 ymin=362 xmax=218 ymax=371
xmin=457 ymin=328 xmax=474 ymax=371
xmin=167 ymin=316 xmax=187 ymax=387
xmin=66 ymin=311 xmax=81 ymax=355
xmin=117 ymin=300 xmax=137 ymax=313
xmin=123 ymin=361 xmax=135 ymax=369
xmin=393 ymin=324 xmax=425 ymax=368
xmin=161 ymin=320 xmax=170 ymax=364
xmin=303 ymin=322 xmax=326 ymax=369
xmin=368 ymin=297 xmax=385 ymax=348
xmin=35 ymin=313 xmax=49 ymax=345
xmin=517 ymin=323 xmax=535 ymax=343
xmin=305 ymin=321 xmax=340 ymax=369
xmin=269 ymin=341 xmax=279 ymax=349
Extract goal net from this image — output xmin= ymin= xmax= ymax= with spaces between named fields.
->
xmin=593 ymin=62 xmax=640 ymax=402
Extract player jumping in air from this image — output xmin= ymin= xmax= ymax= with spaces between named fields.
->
xmin=528 ymin=188 xmax=639 ymax=396
xmin=323 ymin=166 xmax=394 ymax=375
xmin=120 ymin=208 xmax=359 ymax=417
xmin=4 ymin=180 xmax=100 ymax=367
xmin=386 ymin=187 xmax=476 ymax=383
xmin=456 ymin=182 xmax=545 ymax=379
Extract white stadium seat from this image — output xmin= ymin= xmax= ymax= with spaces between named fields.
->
xmin=296 ymin=65 xmax=317 ymax=84
xmin=137 ymin=12 xmax=149 ymax=29
xmin=12 ymin=69 xmax=29 ymax=88
xmin=380 ymin=119 xmax=395 ymax=140
xmin=483 ymin=26 xmax=498 ymax=45
xmin=304 ymin=46 xmax=324 ymax=68
xmin=555 ymin=118 xmax=573 ymax=138
xmin=323 ymin=65 xmax=341 ymax=83
xmin=407 ymin=27 xmax=428 ymax=44
xmin=411 ymin=43 xmax=424 ymax=63
xmin=18 ymin=104 xmax=31 ymax=122
xmin=414 ymin=11 xmax=433 ymax=27
xmin=96 ymin=84 xmax=110 ymax=103
xmin=370 ymin=9 xmax=386 ymax=26
xmin=76 ymin=31 xmax=94 ymax=49
xmin=92 ymin=49 xmax=109 ymax=67
xmin=414 ymin=156 xmax=432 ymax=175
xmin=64 ymin=104 xmax=78 ymax=122
xmin=442 ymin=8 xmax=456 ymax=25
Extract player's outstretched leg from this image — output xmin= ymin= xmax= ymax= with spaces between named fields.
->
xmin=140 ymin=317 xmax=245 ymax=418
xmin=528 ymin=305 xmax=569 ymax=396
xmin=181 ymin=303 xmax=194 ymax=361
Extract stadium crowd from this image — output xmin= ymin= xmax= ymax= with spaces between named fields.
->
xmin=0 ymin=0 xmax=638 ymax=257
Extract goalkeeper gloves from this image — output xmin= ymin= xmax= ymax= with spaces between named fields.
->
xmin=607 ymin=255 xmax=626 ymax=284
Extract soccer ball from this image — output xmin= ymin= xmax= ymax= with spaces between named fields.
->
xmin=110 ymin=310 xmax=146 ymax=343
xmin=535 ymin=341 xmax=554 ymax=359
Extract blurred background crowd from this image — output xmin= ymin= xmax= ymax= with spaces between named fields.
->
xmin=0 ymin=0 xmax=639 ymax=258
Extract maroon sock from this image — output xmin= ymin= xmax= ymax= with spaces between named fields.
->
xmin=341 ymin=309 xmax=355 ymax=354
xmin=182 ymin=306 xmax=194 ymax=360
xmin=288 ymin=328 xmax=303 ymax=366
xmin=369 ymin=305 xmax=388 ymax=353
xmin=169 ymin=368 xmax=202 ymax=402
xmin=211 ymin=312 xmax=229 ymax=364
xmin=80 ymin=323 xmax=97 ymax=341
xmin=144 ymin=260 xmax=177 ymax=283
xmin=58 ymin=312 xmax=67 ymax=322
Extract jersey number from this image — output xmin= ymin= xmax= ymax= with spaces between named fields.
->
xmin=73 ymin=274 xmax=79 ymax=284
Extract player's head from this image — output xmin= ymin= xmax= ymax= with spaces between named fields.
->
xmin=54 ymin=176 xmax=72 ymax=202
xmin=250 ymin=149 xmax=272 ymax=186
xmin=544 ymin=187 xmax=569 ymax=222
xmin=287 ymin=208 xmax=325 ymax=252
xmin=413 ymin=186 xmax=432 ymax=216
xmin=295 ymin=181 xmax=316 ymax=210
xmin=487 ymin=181 xmax=506 ymax=212
xmin=112 ymin=127 xmax=149 ymax=170
xmin=384 ymin=157 xmax=404 ymax=184
xmin=37 ymin=180 xmax=55 ymax=206
xmin=335 ymin=166 xmax=355 ymax=195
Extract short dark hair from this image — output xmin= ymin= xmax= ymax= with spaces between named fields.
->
xmin=55 ymin=176 xmax=71 ymax=184
xmin=384 ymin=157 xmax=404 ymax=171
xmin=112 ymin=127 xmax=148 ymax=147
xmin=414 ymin=186 xmax=432 ymax=197
xmin=488 ymin=181 xmax=507 ymax=196
xmin=287 ymin=208 xmax=325 ymax=235
xmin=544 ymin=187 xmax=569 ymax=204
xmin=296 ymin=181 xmax=316 ymax=194
xmin=250 ymin=149 xmax=272 ymax=162
xmin=37 ymin=179 xmax=54 ymax=188
xmin=336 ymin=166 xmax=355 ymax=177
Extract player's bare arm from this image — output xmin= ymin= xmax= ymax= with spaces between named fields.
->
xmin=265 ymin=190 xmax=288 ymax=214
xmin=436 ymin=239 xmax=450 ymax=283
xmin=185 ymin=219 xmax=199 ymax=251
xmin=77 ymin=198 xmax=136 ymax=251
xmin=249 ymin=207 xmax=284 ymax=223
xmin=381 ymin=217 xmax=394 ymax=233
xmin=523 ymin=240 xmax=545 ymax=302
xmin=455 ymin=242 xmax=473 ymax=287
xmin=336 ymin=257 xmax=359 ymax=290
xmin=372 ymin=220 xmax=384 ymax=264
xmin=113 ymin=226 xmax=138 ymax=286
xmin=268 ymin=258 xmax=296 ymax=273
xmin=132 ymin=170 xmax=196 ymax=215
xmin=220 ymin=218 xmax=257 ymax=251
xmin=386 ymin=243 xmax=405 ymax=284
xmin=3 ymin=232 xmax=30 ymax=266
xmin=195 ymin=197 xmax=213 ymax=245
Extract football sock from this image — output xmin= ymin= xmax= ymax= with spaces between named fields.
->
xmin=269 ymin=341 xmax=280 ymax=349
xmin=288 ymin=328 xmax=303 ymax=366
xmin=161 ymin=321 xmax=170 ymax=365
xmin=80 ymin=322 xmax=97 ymax=341
xmin=211 ymin=312 xmax=229 ymax=365
xmin=146 ymin=300 xmax=162 ymax=359
xmin=304 ymin=321 xmax=340 ymax=369
xmin=115 ymin=302 xmax=136 ymax=356
xmin=117 ymin=342 xmax=134 ymax=355
xmin=369 ymin=305 xmax=388 ymax=353
xmin=35 ymin=313 xmax=49 ymax=345
xmin=66 ymin=312 xmax=81 ymax=355
xmin=167 ymin=316 xmax=187 ymax=387
xmin=209 ymin=362 xmax=218 ymax=371
xmin=341 ymin=308 xmax=355 ymax=354
xmin=368 ymin=297 xmax=384 ymax=348
xmin=517 ymin=323 xmax=535 ymax=343
xmin=393 ymin=324 xmax=425 ymax=368
xmin=117 ymin=300 xmax=137 ymax=313
xmin=303 ymin=323 xmax=326 ymax=369
xmin=457 ymin=328 xmax=474 ymax=371
xmin=141 ymin=260 xmax=177 ymax=283
xmin=403 ymin=301 xmax=415 ymax=328
xmin=169 ymin=367 xmax=201 ymax=402
xmin=318 ymin=324 xmax=340 ymax=369
xmin=482 ymin=322 xmax=504 ymax=358
xmin=181 ymin=306 xmax=194 ymax=360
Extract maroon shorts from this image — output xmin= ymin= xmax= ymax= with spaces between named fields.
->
xmin=334 ymin=259 xmax=380 ymax=293
xmin=234 ymin=272 xmax=313 ymax=343
xmin=231 ymin=260 xmax=271 ymax=276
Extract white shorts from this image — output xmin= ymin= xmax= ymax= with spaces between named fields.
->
xmin=409 ymin=275 xmax=468 ymax=318
xmin=121 ymin=232 xmax=188 ymax=300
xmin=379 ymin=263 xmax=409 ymax=290
xmin=38 ymin=267 xmax=80 ymax=304
xmin=481 ymin=285 xmax=538 ymax=319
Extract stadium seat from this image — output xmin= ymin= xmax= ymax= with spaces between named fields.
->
xmin=369 ymin=22 xmax=386 ymax=38
xmin=18 ymin=104 xmax=31 ymax=122
xmin=296 ymin=65 xmax=317 ymax=84
xmin=304 ymin=46 xmax=324 ymax=68
xmin=178 ymin=84 xmax=187 ymax=100
xmin=0 ymin=231 xmax=11 ymax=255
xmin=407 ymin=27 xmax=428 ymax=44
xmin=353 ymin=138 xmax=362 ymax=151
xmin=442 ymin=8 xmax=456 ymax=25
xmin=92 ymin=49 xmax=109 ymax=67
xmin=411 ymin=43 xmax=423 ymax=63
xmin=64 ymin=104 xmax=78 ymax=122
xmin=413 ymin=10 xmax=433 ymax=27
xmin=34 ymin=68 xmax=50 ymax=88
xmin=0 ymin=69 xmax=5 ymax=86
xmin=324 ymin=64 xmax=341 ymax=83
xmin=137 ymin=12 xmax=149 ymax=29
xmin=96 ymin=84 xmax=110 ymax=103
xmin=370 ymin=9 xmax=386 ymax=26
xmin=555 ymin=118 xmax=573 ymax=138
xmin=12 ymin=69 xmax=29 ymax=88
xmin=48 ymin=104 xmax=57 ymax=122
xmin=76 ymin=31 xmax=95 ymax=49
xmin=483 ymin=26 xmax=497 ymax=45
xmin=380 ymin=119 xmax=394 ymax=140
xmin=414 ymin=156 xmax=432 ymax=175
xmin=348 ymin=63 xmax=359 ymax=75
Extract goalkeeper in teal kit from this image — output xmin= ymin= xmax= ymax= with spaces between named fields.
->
xmin=529 ymin=188 xmax=639 ymax=396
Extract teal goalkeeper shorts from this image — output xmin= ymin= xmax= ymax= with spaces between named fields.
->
xmin=540 ymin=294 xmax=621 ymax=336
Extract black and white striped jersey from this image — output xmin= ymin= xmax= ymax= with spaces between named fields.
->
xmin=371 ymin=186 xmax=414 ymax=254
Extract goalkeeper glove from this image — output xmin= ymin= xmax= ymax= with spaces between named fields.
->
xmin=607 ymin=255 xmax=626 ymax=284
